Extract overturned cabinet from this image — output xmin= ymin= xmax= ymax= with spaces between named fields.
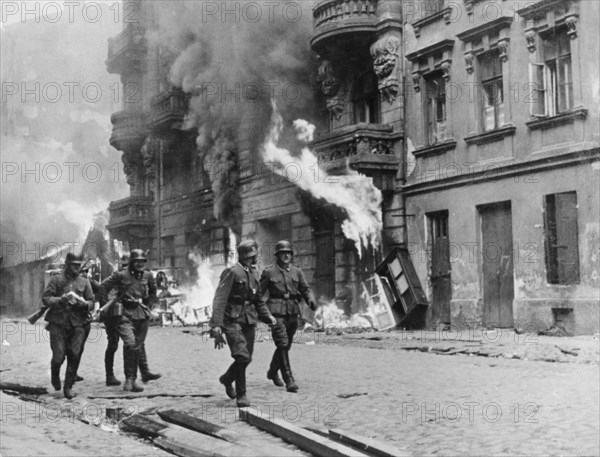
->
xmin=369 ymin=248 xmax=429 ymax=330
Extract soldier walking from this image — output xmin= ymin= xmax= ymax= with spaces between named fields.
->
xmin=210 ymin=240 xmax=276 ymax=407
xmin=99 ymin=249 xmax=161 ymax=392
xmin=42 ymin=253 xmax=94 ymax=399
xmin=259 ymin=240 xmax=317 ymax=392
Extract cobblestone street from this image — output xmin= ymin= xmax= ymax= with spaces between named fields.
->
xmin=1 ymin=321 xmax=599 ymax=456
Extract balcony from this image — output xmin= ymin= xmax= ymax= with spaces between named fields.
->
xmin=312 ymin=123 xmax=401 ymax=175
xmin=148 ymin=90 xmax=189 ymax=131
xmin=311 ymin=0 xmax=378 ymax=53
xmin=106 ymin=25 xmax=146 ymax=75
xmin=107 ymin=196 xmax=154 ymax=231
xmin=110 ymin=110 xmax=147 ymax=153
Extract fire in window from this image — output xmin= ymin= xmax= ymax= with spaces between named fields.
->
xmin=544 ymin=191 xmax=580 ymax=285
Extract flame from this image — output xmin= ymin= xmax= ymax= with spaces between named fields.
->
xmin=261 ymin=105 xmax=382 ymax=255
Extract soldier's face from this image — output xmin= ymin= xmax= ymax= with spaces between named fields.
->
xmin=277 ymin=252 xmax=292 ymax=267
xmin=240 ymin=256 xmax=256 ymax=268
xmin=132 ymin=260 xmax=145 ymax=271
xmin=67 ymin=263 xmax=80 ymax=275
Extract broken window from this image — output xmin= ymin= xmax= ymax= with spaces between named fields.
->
xmin=544 ymin=191 xmax=580 ymax=285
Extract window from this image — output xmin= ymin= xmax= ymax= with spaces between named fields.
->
xmin=424 ymin=72 xmax=447 ymax=144
xmin=161 ymin=236 xmax=175 ymax=267
xmin=544 ymin=192 xmax=580 ymax=285
xmin=353 ymin=71 xmax=380 ymax=124
xmin=532 ymin=27 xmax=573 ymax=116
xmin=479 ymin=50 xmax=504 ymax=131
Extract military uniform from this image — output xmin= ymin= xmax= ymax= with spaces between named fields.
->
xmin=42 ymin=265 xmax=94 ymax=398
xmin=259 ymin=263 xmax=315 ymax=388
xmin=210 ymin=261 xmax=273 ymax=404
xmin=99 ymin=266 xmax=157 ymax=390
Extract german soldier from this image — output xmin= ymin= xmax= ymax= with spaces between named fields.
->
xmin=42 ymin=253 xmax=94 ymax=399
xmin=259 ymin=240 xmax=317 ymax=392
xmin=210 ymin=240 xmax=276 ymax=407
xmin=98 ymin=249 xmax=160 ymax=392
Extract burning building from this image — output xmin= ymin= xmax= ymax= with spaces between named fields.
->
xmin=105 ymin=0 xmax=599 ymax=334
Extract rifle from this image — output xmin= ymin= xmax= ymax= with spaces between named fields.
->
xmin=27 ymin=306 xmax=49 ymax=325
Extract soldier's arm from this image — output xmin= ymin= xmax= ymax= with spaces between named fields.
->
xmin=209 ymin=268 xmax=234 ymax=328
xmin=98 ymin=271 xmax=120 ymax=306
xmin=297 ymin=269 xmax=316 ymax=305
xmin=256 ymin=270 xmax=273 ymax=321
xmin=42 ymin=276 xmax=64 ymax=308
xmin=81 ymin=279 xmax=95 ymax=311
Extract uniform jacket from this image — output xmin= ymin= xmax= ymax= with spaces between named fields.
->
xmin=210 ymin=263 xmax=271 ymax=328
xmin=98 ymin=268 xmax=157 ymax=320
xmin=259 ymin=263 xmax=315 ymax=316
xmin=42 ymin=271 xmax=94 ymax=327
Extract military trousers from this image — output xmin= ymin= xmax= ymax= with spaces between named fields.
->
xmin=269 ymin=314 xmax=298 ymax=375
xmin=118 ymin=316 xmax=149 ymax=379
xmin=48 ymin=322 xmax=88 ymax=384
xmin=221 ymin=322 xmax=256 ymax=397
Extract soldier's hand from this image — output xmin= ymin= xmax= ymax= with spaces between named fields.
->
xmin=211 ymin=327 xmax=226 ymax=350
xmin=308 ymin=299 xmax=318 ymax=311
xmin=268 ymin=315 xmax=277 ymax=326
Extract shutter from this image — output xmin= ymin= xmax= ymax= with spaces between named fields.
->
xmin=530 ymin=62 xmax=546 ymax=116
xmin=555 ymin=192 xmax=580 ymax=284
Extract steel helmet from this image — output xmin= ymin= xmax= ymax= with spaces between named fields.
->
xmin=130 ymin=249 xmax=147 ymax=262
xmin=275 ymin=240 xmax=293 ymax=255
xmin=65 ymin=253 xmax=84 ymax=265
xmin=237 ymin=240 xmax=258 ymax=260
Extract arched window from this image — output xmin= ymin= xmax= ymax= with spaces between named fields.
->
xmin=353 ymin=71 xmax=380 ymax=124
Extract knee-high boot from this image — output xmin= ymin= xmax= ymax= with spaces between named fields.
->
xmin=138 ymin=346 xmax=161 ymax=383
xmin=235 ymin=362 xmax=250 ymax=407
xmin=51 ymin=362 xmax=61 ymax=391
xmin=267 ymin=348 xmax=284 ymax=387
xmin=105 ymin=348 xmax=121 ymax=386
xmin=279 ymin=349 xmax=298 ymax=392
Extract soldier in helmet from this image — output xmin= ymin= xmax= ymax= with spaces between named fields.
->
xmin=42 ymin=253 xmax=94 ymax=399
xmin=259 ymin=240 xmax=317 ymax=392
xmin=100 ymin=255 xmax=128 ymax=386
xmin=99 ymin=249 xmax=161 ymax=392
xmin=209 ymin=240 xmax=276 ymax=407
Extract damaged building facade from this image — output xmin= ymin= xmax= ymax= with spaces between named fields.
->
xmin=105 ymin=0 xmax=599 ymax=334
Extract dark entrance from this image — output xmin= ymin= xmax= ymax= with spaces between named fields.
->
xmin=479 ymin=202 xmax=514 ymax=327
xmin=428 ymin=210 xmax=451 ymax=324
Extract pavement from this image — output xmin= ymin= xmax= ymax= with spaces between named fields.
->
xmin=1 ymin=319 xmax=599 ymax=456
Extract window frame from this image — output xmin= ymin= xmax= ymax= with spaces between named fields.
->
xmin=478 ymin=49 xmax=505 ymax=132
xmin=424 ymin=71 xmax=448 ymax=145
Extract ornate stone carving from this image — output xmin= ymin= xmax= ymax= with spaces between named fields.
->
xmin=525 ymin=30 xmax=536 ymax=53
xmin=464 ymin=0 xmax=474 ymax=16
xmin=122 ymin=149 xmax=143 ymax=187
xmin=498 ymin=38 xmax=510 ymax=62
xmin=565 ymin=15 xmax=578 ymax=39
xmin=412 ymin=72 xmax=421 ymax=93
xmin=140 ymin=137 xmax=159 ymax=180
xmin=370 ymin=33 xmax=401 ymax=103
xmin=441 ymin=61 xmax=451 ymax=81
xmin=318 ymin=59 xmax=340 ymax=97
xmin=326 ymin=96 xmax=346 ymax=120
xmin=464 ymin=51 xmax=474 ymax=74
xmin=443 ymin=7 xmax=452 ymax=24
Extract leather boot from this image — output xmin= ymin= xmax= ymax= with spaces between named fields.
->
xmin=266 ymin=349 xmax=284 ymax=387
xmin=63 ymin=366 xmax=76 ymax=399
xmin=105 ymin=349 xmax=121 ymax=386
xmin=51 ymin=363 xmax=61 ymax=391
xmin=123 ymin=349 xmax=144 ymax=392
xmin=235 ymin=363 xmax=250 ymax=408
xmin=279 ymin=350 xmax=298 ymax=393
xmin=219 ymin=373 xmax=236 ymax=399
xmin=75 ymin=375 xmax=84 ymax=382
xmin=139 ymin=346 xmax=161 ymax=383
